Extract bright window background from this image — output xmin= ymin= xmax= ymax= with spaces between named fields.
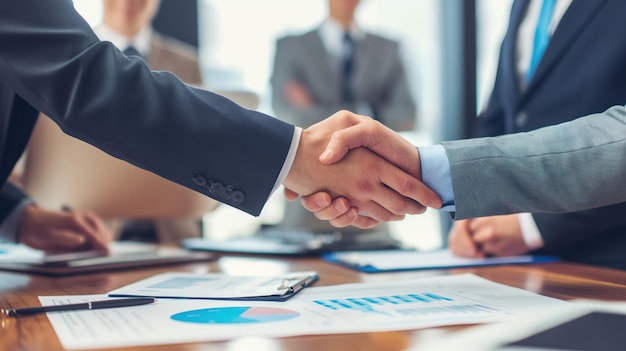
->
xmin=200 ymin=0 xmax=442 ymax=136
xmin=476 ymin=0 xmax=514 ymax=114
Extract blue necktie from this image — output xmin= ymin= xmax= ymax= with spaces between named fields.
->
xmin=526 ymin=0 xmax=556 ymax=82
xmin=341 ymin=32 xmax=355 ymax=103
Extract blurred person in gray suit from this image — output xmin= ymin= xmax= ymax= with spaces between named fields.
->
xmin=93 ymin=0 xmax=204 ymax=243
xmin=269 ymin=0 xmax=416 ymax=241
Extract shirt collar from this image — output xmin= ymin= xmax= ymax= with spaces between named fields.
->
xmin=93 ymin=23 xmax=153 ymax=58
xmin=318 ymin=18 xmax=365 ymax=59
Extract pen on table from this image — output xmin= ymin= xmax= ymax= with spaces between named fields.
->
xmin=1 ymin=298 xmax=155 ymax=317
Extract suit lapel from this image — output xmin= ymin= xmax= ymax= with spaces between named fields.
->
xmin=525 ymin=0 xmax=608 ymax=94
xmin=309 ymin=30 xmax=341 ymax=98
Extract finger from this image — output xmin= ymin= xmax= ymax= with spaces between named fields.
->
xmin=378 ymin=164 xmax=442 ymax=210
xmin=308 ymin=197 xmax=350 ymax=220
xmin=322 ymin=207 xmax=380 ymax=229
xmin=320 ymin=121 xmax=418 ymax=176
xmin=348 ymin=215 xmax=380 ymax=229
xmin=81 ymin=213 xmax=113 ymax=253
xmin=283 ymin=188 xmax=300 ymax=201
xmin=468 ymin=217 xmax=489 ymax=233
xmin=64 ymin=212 xmax=110 ymax=252
xmin=327 ymin=208 xmax=380 ymax=229
xmin=472 ymin=226 xmax=496 ymax=247
xmin=300 ymin=192 xmax=334 ymax=212
xmin=448 ymin=221 xmax=481 ymax=258
xmin=34 ymin=230 xmax=87 ymax=251
xmin=326 ymin=207 xmax=359 ymax=227
xmin=355 ymin=199 xmax=405 ymax=223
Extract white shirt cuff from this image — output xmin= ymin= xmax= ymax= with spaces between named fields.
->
xmin=272 ymin=126 xmax=302 ymax=196
xmin=418 ymin=144 xmax=455 ymax=212
xmin=518 ymin=213 xmax=545 ymax=251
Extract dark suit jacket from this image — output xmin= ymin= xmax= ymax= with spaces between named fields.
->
xmin=0 ymin=0 xmax=294 ymax=230
xmin=475 ymin=0 xmax=626 ymax=269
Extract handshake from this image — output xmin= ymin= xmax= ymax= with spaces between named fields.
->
xmin=282 ymin=110 xmax=443 ymax=229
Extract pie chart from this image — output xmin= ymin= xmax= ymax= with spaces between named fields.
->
xmin=170 ymin=306 xmax=300 ymax=324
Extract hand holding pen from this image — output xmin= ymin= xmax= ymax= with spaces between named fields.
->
xmin=2 ymin=298 xmax=155 ymax=317
xmin=18 ymin=204 xmax=113 ymax=253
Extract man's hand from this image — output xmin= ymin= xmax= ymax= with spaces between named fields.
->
xmin=284 ymin=81 xmax=313 ymax=109
xmin=283 ymin=111 xmax=441 ymax=224
xmin=18 ymin=205 xmax=112 ymax=252
xmin=448 ymin=215 xmax=530 ymax=258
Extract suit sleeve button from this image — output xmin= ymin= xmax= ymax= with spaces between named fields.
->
xmin=192 ymin=174 xmax=207 ymax=187
xmin=220 ymin=186 xmax=233 ymax=200
xmin=209 ymin=182 xmax=224 ymax=195
xmin=231 ymin=191 xmax=245 ymax=205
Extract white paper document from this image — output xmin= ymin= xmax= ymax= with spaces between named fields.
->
xmin=107 ymin=271 xmax=318 ymax=301
xmin=40 ymin=274 xmax=567 ymax=350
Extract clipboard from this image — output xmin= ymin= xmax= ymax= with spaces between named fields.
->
xmin=107 ymin=271 xmax=319 ymax=302
xmin=323 ymin=249 xmax=559 ymax=273
xmin=0 ymin=242 xmax=215 ymax=276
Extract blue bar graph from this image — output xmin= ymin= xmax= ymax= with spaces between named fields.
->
xmin=313 ymin=292 xmax=456 ymax=313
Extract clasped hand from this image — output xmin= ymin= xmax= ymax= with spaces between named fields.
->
xmin=283 ymin=110 xmax=442 ymax=229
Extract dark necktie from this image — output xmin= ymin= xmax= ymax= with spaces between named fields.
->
xmin=123 ymin=45 xmax=143 ymax=59
xmin=526 ymin=0 xmax=556 ymax=82
xmin=341 ymin=32 xmax=355 ymax=103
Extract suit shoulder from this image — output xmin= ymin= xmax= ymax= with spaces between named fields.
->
xmin=276 ymin=30 xmax=318 ymax=46
xmin=365 ymin=33 xmax=400 ymax=49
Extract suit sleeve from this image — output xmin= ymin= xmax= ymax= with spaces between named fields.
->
xmin=0 ymin=0 xmax=294 ymax=216
xmin=443 ymin=105 xmax=626 ymax=219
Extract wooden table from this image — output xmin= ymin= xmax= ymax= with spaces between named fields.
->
xmin=2 ymin=255 xmax=626 ymax=351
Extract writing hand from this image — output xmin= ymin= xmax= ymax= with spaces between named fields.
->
xmin=448 ymin=219 xmax=484 ymax=258
xmin=283 ymin=111 xmax=441 ymax=223
xmin=452 ymin=215 xmax=529 ymax=257
xmin=18 ymin=205 xmax=112 ymax=253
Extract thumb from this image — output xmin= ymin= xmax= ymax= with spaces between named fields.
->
xmin=319 ymin=122 xmax=419 ymax=177
xmin=283 ymin=187 xmax=300 ymax=201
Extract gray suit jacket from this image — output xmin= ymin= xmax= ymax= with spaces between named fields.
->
xmin=444 ymin=105 xmax=626 ymax=220
xmin=270 ymin=29 xmax=416 ymax=130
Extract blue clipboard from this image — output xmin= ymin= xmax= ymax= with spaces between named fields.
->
xmin=323 ymin=249 xmax=559 ymax=273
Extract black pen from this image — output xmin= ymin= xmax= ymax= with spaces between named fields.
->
xmin=2 ymin=297 xmax=155 ymax=317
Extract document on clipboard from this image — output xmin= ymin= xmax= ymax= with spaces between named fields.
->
xmin=323 ymin=249 xmax=559 ymax=273
xmin=107 ymin=271 xmax=318 ymax=301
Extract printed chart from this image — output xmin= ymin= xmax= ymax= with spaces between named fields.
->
xmin=171 ymin=306 xmax=300 ymax=324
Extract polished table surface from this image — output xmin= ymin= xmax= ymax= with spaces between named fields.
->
xmin=2 ymin=254 xmax=626 ymax=351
